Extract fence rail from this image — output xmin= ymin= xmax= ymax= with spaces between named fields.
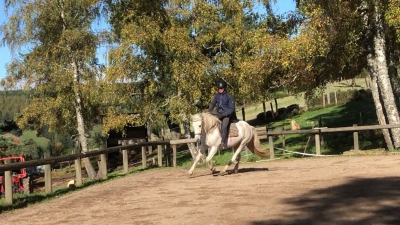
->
xmin=0 ymin=141 xmax=170 ymax=172
xmin=1 ymin=123 xmax=399 ymax=205
xmin=265 ymin=123 xmax=400 ymax=159
xmin=266 ymin=124 xmax=400 ymax=135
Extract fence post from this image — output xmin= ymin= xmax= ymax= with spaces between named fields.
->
xmin=165 ymin=144 xmax=171 ymax=167
xmin=147 ymin=121 xmax=155 ymax=165
xmin=4 ymin=159 xmax=13 ymax=204
xmin=353 ymin=124 xmax=359 ymax=153
xmin=44 ymin=152 xmax=52 ymax=193
xmin=142 ymin=146 xmax=147 ymax=169
xmin=121 ymin=141 xmax=129 ymax=174
xmin=269 ymin=135 xmax=275 ymax=159
xmin=263 ymin=101 xmax=267 ymax=120
xmin=74 ymin=143 xmax=82 ymax=186
xmin=74 ymin=158 xmax=82 ymax=186
xmin=158 ymin=145 xmax=163 ymax=167
xmin=172 ymin=144 xmax=177 ymax=168
xmin=100 ymin=153 xmax=107 ymax=179
xmin=315 ymin=133 xmax=321 ymax=155
xmin=281 ymin=127 xmax=286 ymax=154
xmin=242 ymin=107 xmax=246 ymax=121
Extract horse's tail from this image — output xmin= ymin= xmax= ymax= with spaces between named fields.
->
xmin=247 ymin=127 xmax=270 ymax=158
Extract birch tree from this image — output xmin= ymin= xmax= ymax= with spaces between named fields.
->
xmin=367 ymin=1 xmax=400 ymax=148
xmin=291 ymin=0 xmax=400 ymax=149
xmin=0 ymin=0 xmax=104 ymax=178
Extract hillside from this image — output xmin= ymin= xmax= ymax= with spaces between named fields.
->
xmin=0 ymin=90 xmax=33 ymax=121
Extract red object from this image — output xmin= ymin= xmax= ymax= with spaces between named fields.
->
xmin=0 ymin=156 xmax=27 ymax=194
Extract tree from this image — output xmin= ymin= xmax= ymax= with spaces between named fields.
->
xmin=0 ymin=135 xmax=39 ymax=158
xmin=366 ymin=1 xmax=400 ymax=149
xmin=290 ymin=0 xmax=400 ymax=149
xmin=103 ymin=0 xmax=287 ymax=131
xmin=0 ymin=0 xmax=105 ymax=178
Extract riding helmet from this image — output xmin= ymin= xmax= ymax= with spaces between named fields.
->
xmin=217 ymin=80 xmax=227 ymax=89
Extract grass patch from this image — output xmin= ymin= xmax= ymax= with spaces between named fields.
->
xmin=263 ymin=97 xmax=385 ymax=156
xmin=20 ymin=130 xmax=50 ymax=150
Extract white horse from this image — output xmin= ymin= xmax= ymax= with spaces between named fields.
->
xmin=188 ymin=112 xmax=269 ymax=176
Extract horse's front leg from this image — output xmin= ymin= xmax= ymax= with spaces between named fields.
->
xmin=206 ymin=145 xmax=218 ymax=174
xmin=188 ymin=151 xmax=204 ymax=176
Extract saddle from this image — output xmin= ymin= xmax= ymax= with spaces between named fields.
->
xmin=219 ymin=121 xmax=239 ymax=137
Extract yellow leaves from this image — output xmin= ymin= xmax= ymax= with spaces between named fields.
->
xmin=386 ymin=0 xmax=400 ymax=42
xmin=101 ymin=112 xmax=142 ymax=136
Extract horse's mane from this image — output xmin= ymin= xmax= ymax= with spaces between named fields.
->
xmin=192 ymin=113 xmax=221 ymax=134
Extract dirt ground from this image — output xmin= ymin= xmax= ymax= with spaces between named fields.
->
xmin=2 ymin=155 xmax=400 ymax=225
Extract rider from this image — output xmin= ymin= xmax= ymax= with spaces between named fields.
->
xmin=207 ymin=79 xmax=237 ymax=150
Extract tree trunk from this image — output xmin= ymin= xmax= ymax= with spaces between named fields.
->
xmin=373 ymin=10 xmax=400 ymax=148
xmin=368 ymin=67 xmax=393 ymax=150
xmin=386 ymin=20 xmax=400 ymax=99
xmin=59 ymin=1 xmax=96 ymax=178
xmin=73 ymin=59 xmax=97 ymax=179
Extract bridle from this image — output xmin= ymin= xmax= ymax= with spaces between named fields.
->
xmin=192 ymin=116 xmax=204 ymax=136
xmin=192 ymin=113 xmax=219 ymax=136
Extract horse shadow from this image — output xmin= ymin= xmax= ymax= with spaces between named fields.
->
xmin=234 ymin=167 xmax=269 ymax=174
xmin=213 ymin=167 xmax=270 ymax=177
xmin=189 ymin=167 xmax=270 ymax=179
xmin=188 ymin=167 xmax=270 ymax=178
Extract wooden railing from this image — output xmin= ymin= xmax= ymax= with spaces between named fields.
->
xmin=0 ymin=140 xmax=170 ymax=204
xmin=1 ymin=124 xmax=399 ymax=205
xmin=266 ymin=123 xmax=400 ymax=159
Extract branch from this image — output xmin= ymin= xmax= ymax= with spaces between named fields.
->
xmin=265 ymin=72 xmax=301 ymax=93
xmin=202 ymin=42 xmax=223 ymax=50
xmin=160 ymin=92 xmax=182 ymax=108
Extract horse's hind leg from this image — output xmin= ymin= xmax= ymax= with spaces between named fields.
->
xmin=233 ymin=152 xmax=241 ymax=174
xmin=219 ymin=143 xmax=245 ymax=176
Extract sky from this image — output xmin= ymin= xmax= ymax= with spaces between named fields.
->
xmin=0 ymin=0 xmax=296 ymax=80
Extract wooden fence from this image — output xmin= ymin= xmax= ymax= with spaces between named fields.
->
xmin=1 ymin=124 xmax=400 ymax=204
xmin=0 ymin=140 xmax=170 ymax=204
xmin=266 ymin=123 xmax=400 ymax=159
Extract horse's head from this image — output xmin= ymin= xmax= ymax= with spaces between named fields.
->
xmin=191 ymin=113 xmax=220 ymax=140
xmin=191 ymin=114 xmax=203 ymax=140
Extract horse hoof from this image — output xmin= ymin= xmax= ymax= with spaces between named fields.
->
xmin=219 ymin=171 xmax=228 ymax=176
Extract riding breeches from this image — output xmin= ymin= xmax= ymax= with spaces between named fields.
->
xmin=220 ymin=116 xmax=230 ymax=145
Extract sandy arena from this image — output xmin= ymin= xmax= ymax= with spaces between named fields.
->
xmin=2 ymin=155 xmax=400 ymax=225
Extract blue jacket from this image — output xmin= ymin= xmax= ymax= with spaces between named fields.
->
xmin=208 ymin=91 xmax=235 ymax=117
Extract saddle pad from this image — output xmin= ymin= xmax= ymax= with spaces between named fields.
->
xmin=228 ymin=123 xmax=239 ymax=137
